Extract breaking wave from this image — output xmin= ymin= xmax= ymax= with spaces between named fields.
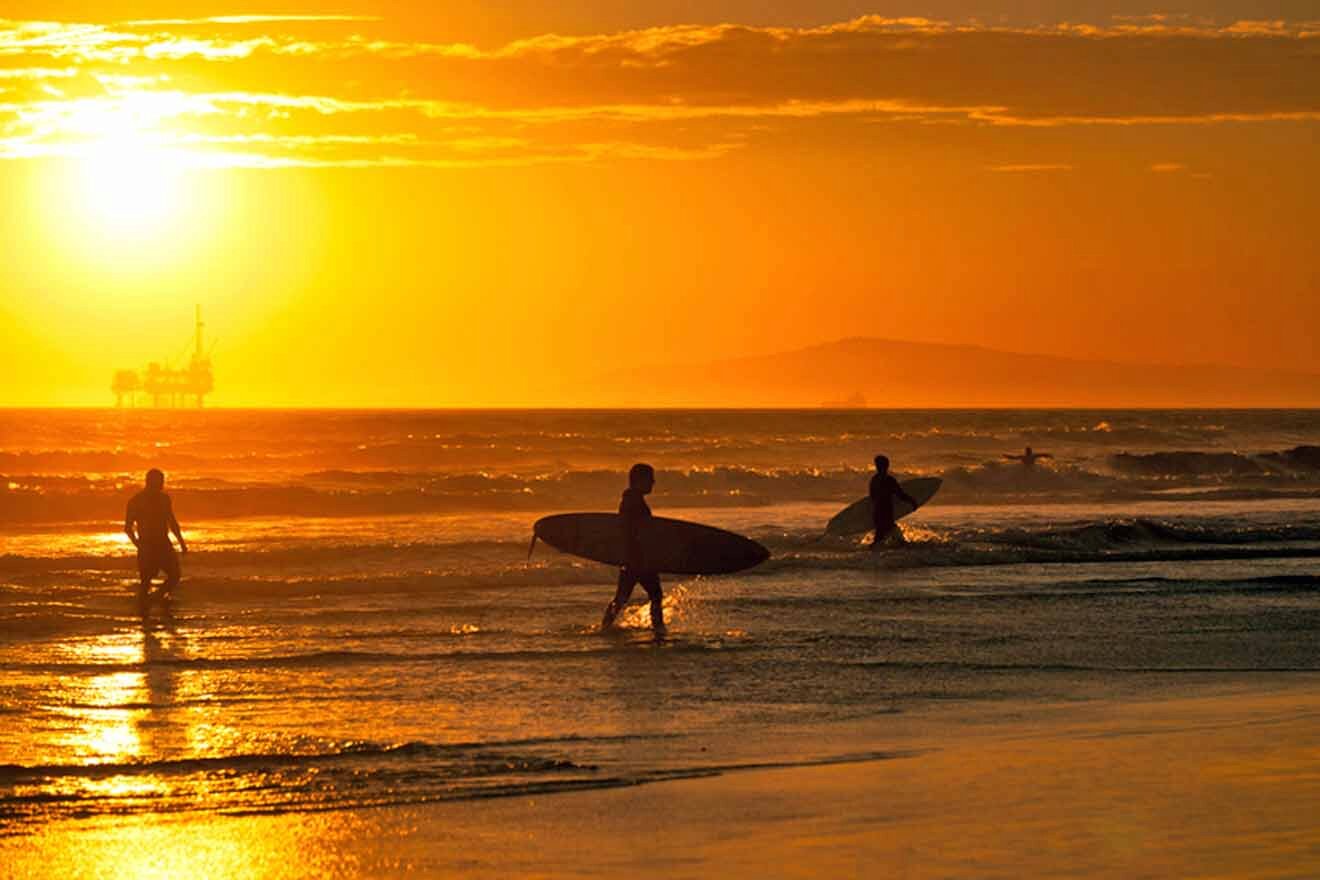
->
xmin=5 ymin=445 xmax=1320 ymax=523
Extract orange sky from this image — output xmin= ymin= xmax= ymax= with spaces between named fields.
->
xmin=1 ymin=3 xmax=1318 ymax=406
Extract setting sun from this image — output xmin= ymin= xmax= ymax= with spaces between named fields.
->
xmin=48 ymin=94 xmax=195 ymax=239
xmin=73 ymin=138 xmax=186 ymax=236
xmin=2 ymin=4 xmax=1320 ymax=877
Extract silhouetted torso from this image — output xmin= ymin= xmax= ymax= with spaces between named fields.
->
xmin=869 ymin=473 xmax=903 ymax=528
xmin=619 ymin=487 xmax=652 ymax=570
xmin=126 ymin=490 xmax=176 ymax=547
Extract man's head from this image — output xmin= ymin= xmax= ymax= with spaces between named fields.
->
xmin=145 ymin=469 xmax=165 ymax=492
xmin=628 ymin=463 xmax=656 ymax=494
xmin=874 ymin=455 xmax=889 ymax=474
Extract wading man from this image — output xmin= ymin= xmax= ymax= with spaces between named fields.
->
xmin=124 ymin=468 xmax=188 ymax=610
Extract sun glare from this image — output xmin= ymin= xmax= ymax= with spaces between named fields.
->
xmin=75 ymin=138 xmax=185 ymax=236
xmin=53 ymin=94 xmax=194 ymax=241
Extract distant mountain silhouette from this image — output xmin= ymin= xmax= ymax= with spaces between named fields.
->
xmin=597 ymin=338 xmax=1320 ymax=408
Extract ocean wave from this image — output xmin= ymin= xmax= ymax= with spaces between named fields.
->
xmin=5 ymin=509 xmax=1320 ymax=585
xmin=0 ymin=726 xmax=905 ymax=832
xmin=732 ymin=574 xmax=1320 ymax=606
xmin=754 ymin=515 xmax=1320 ymax=572
xmin=0 ymin=638 xmax=752 ymax=674
xmin=839 ymin=659 xmax=1320 ymax=673
xmin=0 ymin=467 xmax=839 ymax=523
xmin=938 ymin=460 xmax=1116 ymax=496
xmin=1005 ymin=573 xmax=1320 ymax=596
xmin=953 ymin=517 xmax=1320 ymax=549
xmin=0 ymin=733 xmax=647 ymax=784
xmin=0 ymin=736 xmax=601 ymax=828
xmin=0 ymin=539 xmax=527 ymax=570
xmin=1111 ymin=445 xmax=1320 ymax=478
xmin=762 ymin=542 xmax=1320 ymax=574
xmin=5 ymin=456 xmax=1320 ymax=524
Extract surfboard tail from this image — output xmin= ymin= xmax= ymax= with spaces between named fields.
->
xmin=527 ymin=533 xmax=538 ymax=561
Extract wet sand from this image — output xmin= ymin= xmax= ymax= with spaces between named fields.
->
xmin=6 ymin=682 xmax=1320 ymax=879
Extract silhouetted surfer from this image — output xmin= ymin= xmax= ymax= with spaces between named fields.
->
xmin=1004 ymin=446 xmax=1053 ymax=468
xmin=870 ymin=455 xmax=917 ymax=549
xmin=124 ymin=469 xmax=188 ymax=610
xmin=601 ymin=463 xmax=665 ymax=634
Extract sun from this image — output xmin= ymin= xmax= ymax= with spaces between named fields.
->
xmin=33 ymin=92 xmax=228 ymax=280
xmin=74 ymin=137 xmax=186 ymax=238
xmin=53 ymin=94 xmax=193 ymax=241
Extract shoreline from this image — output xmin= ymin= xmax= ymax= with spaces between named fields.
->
xmin=6 ymin=682 xmax=1320 ymax=878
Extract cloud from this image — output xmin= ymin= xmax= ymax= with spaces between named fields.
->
xmin=125 ymin=16 xmax=383 ymax=26
xmin=989 ymin=164 xmax=1075 ymax=173
xmin=0 ymin=15 xmax=1317 ymax=168
xmin=0 ymin=66 xmax=76 ymax=79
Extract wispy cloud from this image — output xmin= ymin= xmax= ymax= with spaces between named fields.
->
xmin=0 ymin=66 xmax=76 ymax=79
xmin=989 ymin=164 xmax=1075 ymax=173
xmin=125 ymin=15 xmax=383 ymax=26
xmin=0 ymin=14 xmax=1317 ymax=168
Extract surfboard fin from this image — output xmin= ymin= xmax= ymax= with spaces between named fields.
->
xmin=527 ymin=534 xmax=538 ymax=561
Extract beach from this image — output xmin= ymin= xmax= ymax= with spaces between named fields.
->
xmin=3 ymin=409 xmax=1320 ymax=876
xmin=5 ymin=3 xmax=1319 ymax=873
xmin=6 ymin=684 xmax=1320 ymax=878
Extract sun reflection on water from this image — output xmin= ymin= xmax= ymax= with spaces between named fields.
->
xmin=52 ymin=624 xmax=194 ymax=766
xmin=55 ymin=644 xmax=144 ymax=763
xmin=5 ymin=810 xmax=379 ymax=880
xmin=88 ymin=531 xmax=134 ymax=551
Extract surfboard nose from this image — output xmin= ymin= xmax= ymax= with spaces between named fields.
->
xmin=712 ymin=535 xmax=769 ymax=573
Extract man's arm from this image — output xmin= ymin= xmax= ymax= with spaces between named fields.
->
xmin=167 ymin=497 xmax=187 ymax=553
xmin=893 ymin=478 xmax=918 ymax=509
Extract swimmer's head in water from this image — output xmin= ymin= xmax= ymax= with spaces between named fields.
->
xmin=874 ymin=455 xmax=890 ymax=474
xmin=145 ymin=468 xmax=165 ymax=491
xmin=628 ymin=463 xmax=655 ymax=493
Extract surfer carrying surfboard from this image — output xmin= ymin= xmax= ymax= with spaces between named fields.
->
xmin=870 ymin=455 xmax=918 ymax=548
xmin=601 ymin=463 xmax=666 ymax=634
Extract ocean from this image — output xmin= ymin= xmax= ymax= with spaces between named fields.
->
xmin=3 ymin=409 xmax=1319 ymax=831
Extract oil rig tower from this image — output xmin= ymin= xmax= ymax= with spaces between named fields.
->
xmin=112 ymin=306 xmax=214 ymax=408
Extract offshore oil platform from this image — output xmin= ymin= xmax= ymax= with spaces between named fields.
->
xmin=112 ymin=306 xmax=214 ymax=408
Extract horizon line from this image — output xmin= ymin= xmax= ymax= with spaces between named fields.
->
xmin=4 ymin=404 xmax=1320 ymax=413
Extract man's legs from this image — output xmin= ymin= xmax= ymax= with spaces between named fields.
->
xmin=640 ymin=573 xmax=665 ymax=632
xmin=871 ymin=521 xmax=903 ymax=550
xmin=136 ymin=549 xmax=155 ymax=611
xmin=136 ymin=569 xmax=153 ymax=609
xmin=155 ymin=547 xmax=181 ymax=598
xmin=602 ymin=569 xmax=637 ymax=630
